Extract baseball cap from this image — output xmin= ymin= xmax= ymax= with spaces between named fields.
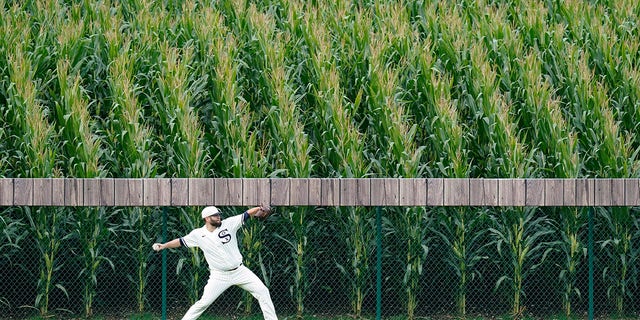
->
xmin=201 ymin=206 xmax=221 ymax=219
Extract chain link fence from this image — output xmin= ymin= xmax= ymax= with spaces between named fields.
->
xmin=1 ymin=206 xmax=639 ymax=319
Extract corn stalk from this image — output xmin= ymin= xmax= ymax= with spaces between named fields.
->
xmin=408 ymin=5 xmax=488 ymax=315
xmin=488 ymin=207 xmax=554 ymax=317
xmin=366 ymin=4 xmax=428 ymax=318
xmin=521 ymin=50 xmax=584 ymax=317
xmin=0 ymin=213 xmax=28 ymax=313
xmin=248 ymin=2 xmax=314 ymax=316
xmin=303 ymin=3 xmax=371 ymax=317
xmin=463 ymin=19 xmax=550 ymax=315
xmin=568 ymin=0 xmax=639 ymax=139
xmin=599 ymin=207 xmax=639 ymax=316
xmin=55 ymin=10 xmax=114 ymax=316
xmin=481 ymin=2 xmax=587 ymax=316
xmin=2 ymin=6 xmax=71 ymax=316
xmin=575 ymin=52 xmax=637 ymax=316
xmin=103 ymin=2 xmax=159 ymax=312
xmin=420 ymin=68 xmax=485 ymax=317
xmin=196 ymin=1 xmax=268 ymax=178
xmin=3 ymin=12 xmax=56 ymax=177
xmin=420 ymin=7 xmax=500 ymax=316
xmin=55 ymin=58 xmax=114 ymax=317
xmin=0 ymin=214 xmax=27 ymax=263
xmin=0 ymin=130 xmax=7 ymax=175
xmin=130 ymin=3 xmax=206 ymax=306
xmin=151 ymin=38 xmax=209 ymax=303
xmin=560 ymin=31 xmax=638 ymax=314
xmin=0 ymin=4 xmax=22 ymax=309
xmin=539 ymin=2 xmax=640 ymax=314
xmin=302 ymin=3 xmax=365 ymax=178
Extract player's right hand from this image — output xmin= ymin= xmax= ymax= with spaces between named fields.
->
xmin=152 ymin=243 xmax=162 ymax=251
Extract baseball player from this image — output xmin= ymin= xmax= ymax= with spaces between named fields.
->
xmin=152 ymin=205 xmax=277 ymax=320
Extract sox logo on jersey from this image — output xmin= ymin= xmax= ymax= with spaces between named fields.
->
xmin=218 ymin=229 xmax=231 ymax=244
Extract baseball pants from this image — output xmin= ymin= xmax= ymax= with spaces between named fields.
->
xmin=181 ymin=265 xmax=277 ymax=320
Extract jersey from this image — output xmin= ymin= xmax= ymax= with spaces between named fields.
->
xmin=180 ymin=213 xmax=246 ymax=271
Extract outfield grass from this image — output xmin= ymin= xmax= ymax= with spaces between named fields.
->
xmin=16 ymin=313 xmax=640 ymax=320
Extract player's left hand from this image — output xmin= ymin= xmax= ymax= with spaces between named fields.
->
xmin=152 ymin=243 xmax=162 ymax=251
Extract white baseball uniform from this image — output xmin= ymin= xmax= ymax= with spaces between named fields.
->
xmin=179 ymin=212 xmax=277 ymax=320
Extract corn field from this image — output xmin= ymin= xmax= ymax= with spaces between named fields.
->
xmin=1 ymin=0 xmax=640 ymax=319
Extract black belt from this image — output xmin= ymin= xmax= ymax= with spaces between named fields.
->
xmin=227 ymin=263 xmax=242 ymax=271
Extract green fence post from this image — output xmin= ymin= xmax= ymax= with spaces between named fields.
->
xmin=376 ymin=206 xmax=382 ymax=320
xmin=588 ymin=207 xmax=594 ymax=320
xmin=162 ymin=207 xmax=167 ymax=320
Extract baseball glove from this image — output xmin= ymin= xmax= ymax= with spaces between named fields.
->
xmin=254 ymin=204 xmax=273 ymax=220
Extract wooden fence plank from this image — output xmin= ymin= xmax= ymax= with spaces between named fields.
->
xmin=485 ymin=179 xmax=499 ymax=206
xmin=427 ymin=178 xmax=444 ymax=206
xmin=625 ymin=179 xmax=639 ymax=206
xmin=144 ymin=178 xmax=171 ymax=206
xmin=514 ymin=179 xmax=526 ymax=206
xmin=271 ymin=179 xmax=290 ymax=206
xmin=171 ymin=178 xmax=189 ymax=206
xmin=386 ymin=178 xmax=401 ymax=206
xmin=64 ymin=178 xmax=83 ymax=206
xmin=545 ymin=179 xmax=564 ymax=206
xmin=498 ymin=179 xmax=511 ymax=206
xmin=575 ymin=179 xmax=595 ymax=206
xmin=470 ymin=179 xmax=498 ymax=206
xmin=52 ymin=179 xmax=65 ymax=206
xmin=13 ymin=179 xmax=33 ymax=206
xmin=611 ymin=179 xmax=625 ymax=206
xmin=400 ymin=179 xmax=426 ymax=206
xmin=256 ymin=178 xmax=270 ymax=206
xmin=594 ymin=179 xmax=612 ymax=206
xmin=128 ymin=179 xmax=144 ymax=206
xmin=0 ymin=179 xmax=14 ymax=206
xmin=370 ymin=178 xmax=385 ymax=206
xmin=469 ymin=179 xmax=483 ymax=206
xmin=84 ymin=179 xmax=101 ymax=206
xmin=444 ymin=178 xmax=469 ymax=206
xmin=340 ymin=179 xmax=357 ymax=206
xmin=290 ymin=179 xmax=309 ymax=206
xmin=114 ymin=179 xmax=142 ymax=206
xmin=371 ymin=178 xmax=399 ymax=206
xmin=228 ymin=179 xmax=243 ymax=206
xmin=308 ymin=178 xmax=321 ymax=206
xmin=370 ymin=179 xmax=384 ymax=206
xmin=143 ymin=178 xmax=157 ymax=206
xmin=100 ymin=178 xmax=115 ymax=206
xmin=321 ymin=178 xmax=339 ymax=206
xmin=214 ymin=178 xmax=242 ymax=206
xmin=189 ymin=178 xmax=213 ymax=206
xmin=563 ymin=179 xmax=576 ymax=206
xmin=33 ymin=178 xmax=52 ymax=206
xmin=356 ymin=179 xmax=371 ymax=206
xmin=243 ymin=178 xmax=270 ymax=206
xmin=525 ymin=179 xmax=544 ymax=206
xmin=158 ymin=178 xmax=172 ymax=206
xmin=499 ymin=179 xmax=525 ymax=206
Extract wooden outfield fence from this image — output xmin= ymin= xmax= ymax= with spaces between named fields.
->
xmin=0 ymin=178 xmax=639 ymax=207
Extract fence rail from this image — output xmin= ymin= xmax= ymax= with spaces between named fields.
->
xmin=1 ymin=178 xmax=638 ymax=207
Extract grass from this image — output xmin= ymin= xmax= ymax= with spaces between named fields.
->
xmin=15 ymin=313 xmax=640 ymax=320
